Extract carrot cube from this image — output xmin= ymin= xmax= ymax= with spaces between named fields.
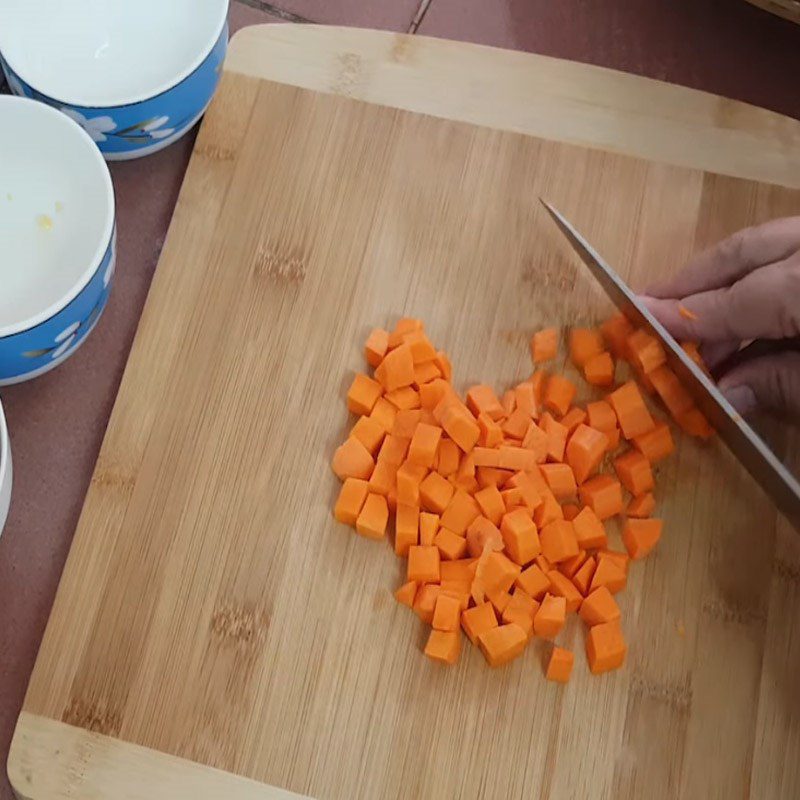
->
xmin=579 ymin=586 xmax=621 ymax=626
xmin=604 ymin=427 xmax=621 ymax=452
xmin=589 ymin=557 xmax=627 ymax=594
xmin=466 ymin=516 xmax=504 ymax=558
xmin=404 ymin=330 xmax=437 ymax=364
xmin=505 ymin=471 xmax=544 ymax=512
xmin=500 ymin=508 xmax=541 ymax=566
xmin=485 ymin=585 xmax=513 ymax=615
xmin=413 ymin=584 xmax=440 ymax=624
xmin=454 ymin=452 xmax=477 ymax=493
xmin=334 ymin=478 xmax=369 ymax=526
xmin=560 ymin=407 xmax=587 ymax=434
xmin=364 ymin=328 xmax=389 ymax=367
xmin=502 ymin=407 xmax=531 ymax=440
xmin=540 ymin=413 xmax=568 ymax=462
xmin=473 ymin=447 xmax=501 ymax=468
xmin=474 ymin=485 xmax=506 ymax=526
xmin=627 ymin=492 xmax=655 ymax=518
xmin=351 ymin=415 xmax=386 ymax=455
xmin=544 ymin=374 xmax=577 ymax=417
xmin=586 ymin=620 xmax=627 ymax=674
xmin=539 ymin=463 xmax=577 ymax=500
xmin=407 ymin=422 xmax=442 ymax=469
xmin=479 ymin=551 xmax=522 ymax=593
xmin=569 ymin=328 xmax=604 ymax=368
xmin=649 ymin=365 xmax=693 ymax=419
xmin=413 ymin=360 xmax=442 ymax=388
xmin=535 ymin=555 xmax=552 ymax=573
xmin=440 ymin=404 xmax=480 ymax=453
xmin=584 ymin=351 xmax=616 ymax=387
xmin=572 ymin=556 xmax=597 ymax=596
xmin=558 ymin=549 xmax=587 ymax=579
xmin=368 ymin=460 xmax=396 ymax=497
xmin=424 ymin=629 xmax=460 ymax=665
xmin=572 ymin=506 xmax=608 ymax=549
xmin=375 ymin=343 xmax=415 ymax=392
xmin=477 ymin=413 xmax=503 ymax=448
xmin=598 ymin=549 xmax=629 ymax=575
xmin=600 ymin=313 xmax=634 ymax=358
xmin=515 ymin=382 xmax=538 ymax=418
xmin=633 ymin=421 xmax=675 ymax=462
xmin=419 ymin=512 xmax=439 ymax=545
xmin=586 ymin=402 xmax=617 ymax=437
xmin=533 ymin=489 xmax=564 ymax=528
xmin=501 ymin=487 xmax=524 ymax=511
xmin=395 ymin=503 xmax=420 ymax=556
xmin=432 ymin=593 xmax=461 ymax=631
xmin=396 ymin=460 xmax=427 ymax=506
xmin=546 ymin=646 xmax=574 ymax=683
xmin=522 ymin=421 xmax=548 ymax=463
xmin=565 ymin=424 xmax=606 ymax=485
xmin=497 ymin=446 xmax=537 ymax=472
xmin=392 ymin=409 xmax=422 ymax=439
xmin=394 ymin=580 xmax=417 ymax=608
xmin=332 ymin=437 xmax=374 ymax=481
xmin=546 ymin=570 xmax=582 ymax=613
xmin=347 ymin=373 xmax=383 ymax=416
xmin=676 ymin=407 xmax=714 ymax=439
xmin=466 ymin=385 xmax=505 ymax=421
xmin=385 ymin=386 xmax=421 ymax=411
xmin=515 ymin=563 xmax=551 ymax=600
xmin=356 ymin=493 xmax=388 ymax=540
xmin=419 ymin=379 xmax=452 ymax=410
xmin=417 ymin=471 xmax=452 ymax=514
xmin=435 ymin=527 xmax=468 ymax=561
xmin=435 ymin=439 xmax=461 ymax=477
xmin=408 ymin=545 xmax=441 ymax=583
xmin=434 ymin=489 xmax=477 ymax=534
xmin=461 ymin=602 xmax=499 ymax=645
xmin=440 ymin=558 xmax=476 ymax=582
xmin=533 ymin=593 xmax=566 ymax=639
xmin=579 ymin=475 xmax=623 ymax=520
xmin=614 ymin=450 xmax=655 ymax=496
xmin=608 ymin=381 xmax=655 ymax=440
xmin=502 ymin=589 xmax=537 ymax=637
xmin=627 ymin=329 xmax=666 ymax=374
xmin=531 ymin=328 xmax=558 ymax=364
xmin=622 ymin=518 xmax=663 ymax=560
xmin=562 ymin=503 xmax=580 ymax=521
xmin=477 ymin=467 xmax=513 ymax=490
xmin=377 ymin=434 xmax=409 ymax=466
xmin=478 ymin=623 xmax=528 ymax=667
xmin=540 ymin=519 xmax=579 ymax=564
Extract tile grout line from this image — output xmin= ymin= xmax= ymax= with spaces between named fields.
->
xmin=237 ymin=0 xmax=314 ymax=23
xmin=408 ymin=0 xmax=434 ymax=33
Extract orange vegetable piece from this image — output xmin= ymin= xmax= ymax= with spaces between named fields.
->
xmin=516 ymin=563 xmax=551 ymax=600
xmin=521 ymin=421 xmax=548 ymax=463
xmin=540 ymin=413 xmax=568 ymax=462
xmin=369 ymin=397 xmax=398 ymax=435
xmin=351 ymin=415 xmax=386 ymax=455
xmin=498 ymin=446 xmax=537 ymax=472
xmin=586 ymin=620 xmax=627 ymax=674
xmin=440 ymin=558 xmax=476 ymax=582
xmin=572 ymin=506 xmax=608 ymax=550
xmin=539 ymin=463 xmax=577 ymax=500
xmin=579 ymin=585 xmax=621 ymax=626
xmin=544 ymin=374 xmax=577 ymax=417
xmin=533 ymin=489 xmax=564 ymax=529
xmin=676 ymin=407 xmax=714 ymax=439
xmin=600 ymin=313 xmax=634 ymax=358
xmin=586 ymin=400 xmax=617 ymax=433
xmin=627 ymin=329 xmax=667 ymax=374
xmin=441 ymin=489 xmax=481 ymax=535
xmin=478 ymin=623 xmax=528 ymax=667
xmin=608 ymin=381 xmax=655 ymax=440
xmin=502 ymin=407 xmax=531 ymax=440
xmin=649 ymin=365 xmax=694 ymax=419
xmin=474 ymin=485 xmax=506 ymax=526
xmin=622 ymin=518 xmax=663 ymax=560
xmin=419 ymin=378 xmax=452 ymax=410
xmin=389 ymin=317 xmax=423 ymax=346
xmin=515 ymin=381 xmax=538 ymax=418
xmin=500 ymin=508 xmax=542 ymax=566
xmin=466 ymin=516 xmax=504 ymax=558
xmin=435 ymin=351 xmax=453 ymax=382
xmin=584 ymin=351 xmax=615 ymax=387
xmin=467 ymin=385 xmax=505 ymax=421
xmin=396 ymin=460 xmax=427 ymax=506
xmin=403 ymin=330 xmax=437 ymax=365
xmin=572 ymin=556 xmax=597 ymax=596
xmin=560 ymin=407 xmax=587 ymax=434
xmin=368 ymin=460 xmax=396 ymax=497
xmin=501 ymin=487 xmax=524 ymax=511
xmin=454 ymin=451 xmax=477 ymax=494
xmin=394 ymin=580 xmax=417 ymax=608
xmin=590 ymin=557 xmax=627 ymax=594
xmin=540 ymin=519 xmax=579 ymax=564
xmin=579 ymin=475 xmax=623 ymax=520
xmin=535 ymin=554 xmax=552 ymax=573
xmin=533 ymin=593 xmax=566 ymax=639
xmin=627 ymin=492 xmax=655 ymax=518
xmin=413 ymin=584 xmax=440 ymax=624
xmin=501 ymin=390 xmax=516 ymax=416
xmin=407 ymin=545 xmax=441 ymax=583
xmin=364 ymin=328 xmax=389 ymax=367
xmin=485 ymin=585 xmax=513 ymax=616
xmin=546 ymin=646 xmax=574 ymax=683
xmin=377 ymin=434 xmax=409 ymax=466
xmin=407 ymin=422 xmax=442 ymax=468
xmin=356 ymin=493 xmax=389 ymax=540
xmin=558 ymin=549 xmax=587 ymax=579
xmin=435 ymin=527 xmax=469 ymax=561
xmin=502 ymin=589 xmax=538 ymax=637
xmin=395 ymin=503 xmax=419 ymax=556
xmin=569 ymin=328 xmax=604 ymax=368
xmin=565 ymin=424 xmax=607 ymax=484
xmin=334 ymin=478 xmax=370 ymax=525
xmin=478 ymin=413 xmax=503 ymax=448
xmin=461 ymin=602 xmax=499 ymax=645
xmin=419 ymin=512 xmax=439 ymax=545
xmin=604 ymin=427 xmax=621 ymax=452
xmin=531 ymin=328 xmax=558 ymax=364
xmin=436 ymin=439 xmax=460 ymax=477
xmin=633 ymin=421 xmax=675 ymax=462
xmin=614 ymin=450 xmax=655 ymax=496
xmin=562 ymin=503 xmax=580 ymax=521
xmin=424 ymin=629 xmax=460 ymax=665
xmin=598 ymin=549 xmax=629 ymax=575
xmin=477 ymin=467 xmax=512 ymax=489
xmin=439 ymin=404 xmax=481 ymax=453
xmin=385 ymin=386 xmax=421 ymax=411
xmin=332 ymin=437 xmax=375 ymax=481
xmin=505 ymin=471 xmax=544 ymax=511
xmin=473 ymin=447 xmax=501 ymax=468
xmin=479 ymin=551 xmax=522 ymax=593
xmin=546 ymin=570 xmax=582 ymax=613
xmin=419 ymin=471 xmax=454 ymax=513
xmin=347 ymin=373 xmax=383 ymax=416
xmin=432 ymin=593 xmax=461 ymax=631
xmin=413 ymin=360 xmax=442 ymax=387
xmin=375 ymin=343 xmax=415 ymax=392
xmin=392 ymin=409 xmax=422 ymax=439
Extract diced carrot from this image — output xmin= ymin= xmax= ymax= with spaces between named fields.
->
xmin=501 ymin=390 xmax=516 ymax=416
xmin=351 ymin=415 xmax=386 ymax=455
xmin=539 ymin=463 xmax=577 ymax=500
xmin=501 ymin=590 xmax=537 ymax=638
xmin=369 ymin=397 xmax=398 ymax=435
xmin=649 ymin=365 xmax=694 ymax=419
xmin=533 ymin=489 xmax=564 ymax=528
xmin=540 ymin=413 xmax=568 ymax=462
xmin=627 ymin=329 xmax=666 ymax=374
xmin=614 ymin=450 xmax=655 ymax=496
xmin=540 ymin=519 xmax=579 ymax=564
xmin=569 ymin=328 xmax=604 ymax=368
xmin=392 ymin=409 xmax=422 ymax=439
xmin=377 ymin=434 xmax=410 ymax=467
xmin=531 ymin=328 xmax=558 ymax=364
xmin=505 ymin=471 xmax=543 ymax=512
xmin=586 ymin=620 xmax=627 ymax=674
xmin=474 ymin=485 xmax=506 ymax=526
xmin=435 ymin=351 xmax=453 ymax=382
xmin=546 ymin=646 xmax=574 ymax=683
xmin=600 ymin=313 xmax=634 ymax=359
xmin=364 ymin=328 xmax=390 ymax=367
xmin=562 ymin=503 xmax=580 ymax=522
xmin=500 ymin=508 xmax=541 ymax=566
xmin=419 ymin=471 xmax=454 ymax=513
xmin=467 ymin=385 xmax=505 ymax=421
xmin=586 ymin=400 xmax=617 ymax=433
xmin=559 ymin=550 xmax=587 ymax=579
xmin=584 ymin=352 xmax=615 ymax=387
xmin=572 ymin=506 xmax=608 ymax=550
xmin=495 ymin=446 xmax=535 ymax=473
xmin=333 ymin=437 xmax=375 ymax=481
xmin=435 ymin=527 xmax=469 ymax=561
xmin=419 ymin=379 xmax=452 ymax=410
xmin=461 ymin=602 xmax=498 ymax=645
xmin=572 ymin=556 xmax=597 ymax=596
xmin=531 ymin=370 xmax=548 ymax=404
xmin=386 ymin=386 xmax=421 ymax=411
xmin=604 ymin=427 xmax=621 ymax=452
xmin=622 ymin=518 xmax=663 ymax=560
xmin=387 ymin=486 xmax=398 ymax=513
xmin=396 ymin=460 xmax=427 ymax=506
xmin=425 ymin=629 xmax=460 ymax=665
xmin=608 ymin=381 xmax=655 ymax=440
xmin=476 ymin=466 xmax=512 ymax=489
xmin=440 ymin=558 xmax=476 ymax=582
xmin=407 ymin=545 xmax=441 ymax=583
xmin=403 ymin=330 xmax=437 ymax=365
xmin=347 ymin=373 xmax=383 ymax=415
xmin=413 ymin=360 xmax=442 ymax=387
xmin=565 ymin=424 xmax=607 ymax=484
xmin=676 ymin=407 xmax=714 ymax=439
xmin=375 ymin=343 xmax=415 ymax=392
xmin=535 ymin=554 xmax=553 ymax=573
xmin=394 ymin=580 xmax=417 ymax=608
xmin=502 ymin=407 xmax=531 ymax=439
xmin=334 ymin=478 xmax=370 ymax=525
xmin=546 ymin=570 xmax=582 ymax=613
xmin=560 ymin=407 xmax=587 ymax=434
xmin=522 ymin=421 xmax=548 ymax=463
xmin=356 ymin=493 xmax=389 ymax=540
xmin=419 ymin=512 xmax=439 ymax=545
xmin=436 ymin=439 xmax=461 ymax=477
xmin=579 ymin=475 xmax=623 ymax=520
xmin=441 ymin=580 xmax=471 ymax=610
xmin=633 ymin=421 xmax=675 ymax=462
xmin=627 ymin=492 xmax=655 ymax=518
xmin=466 ymin=516 xmax=504 ymax=558
xmin=633 ymin=363 xmax=656 ymax=395
xmin=478 ymin=413 xmax=503 ymax=448
xmin=515 ymin=382 xmax=538 ymax=419
xmin=501 ymin=487 xmax=524 ymax=511
xmin=533 ymin=593 xmax=566 ymax=639
xmin=473 ymin=447 xmax=500 ymax=468
xmin=439 ymin=404 xmax=481 ymax=453
xmin=478 ymin=623 xmax=528 ymax=667
xmin=579 ymin=586 xmax=621 ymax=626
xmin=441 ymin=490 xmax=481 ymax=534
xmin=395 ymin=503 xmax=420 ymax=556
xmin=407 ymin=423 xmax=442 ymax=468
xmin=589 ymin=557 xmax=626 ymax=594
xmin=432 ymin=593 xmax=461 ymax=632
xmin=413 ymin=583 xmax=440 ymax=624
xmin=478 ymin=551 xmax=522 ymax=593
xmin=486 ymin=585 xmax=513 ymax=616
xmin=516 ymin=563 xmax=551 ymax=600
xmin=597 ymin=549 xmax=630 ymax=576
xmin=544 ymin=375 xmax=577 ymax=417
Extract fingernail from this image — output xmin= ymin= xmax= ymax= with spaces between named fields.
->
xmin=720 ymin=383 xmax=757 ymax=416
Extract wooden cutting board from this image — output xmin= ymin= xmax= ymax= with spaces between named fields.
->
xmin=9 ymin=24 xmax=800 ymax=800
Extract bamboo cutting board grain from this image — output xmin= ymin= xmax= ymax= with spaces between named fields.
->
xmin=9 ymin=25 xmax=800 ymax=800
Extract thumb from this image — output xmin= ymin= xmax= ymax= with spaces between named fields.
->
xmin=718 ymin=352 xmax=800 ymax=417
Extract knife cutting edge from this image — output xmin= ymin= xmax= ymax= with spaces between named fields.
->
xmin=540 ymin=199 xmax=800 ymax=534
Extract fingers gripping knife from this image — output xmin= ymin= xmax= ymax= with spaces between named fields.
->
xmin=540 ymin=199 xmax=800 ymax=533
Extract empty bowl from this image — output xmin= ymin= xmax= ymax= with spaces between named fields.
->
xmin=0 ymin=96 xmax=116 ymax=385
xmin=0 ymin=400 xmax=11 ymax=540
xmin=0 ymin=0 xmax=229 ymax=160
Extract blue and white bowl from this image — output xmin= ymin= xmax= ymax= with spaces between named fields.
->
xmin=0 ymin=0 xmax=229 ymax=161
xmin=0 ymin=400 xmax=11 ymax=540
xmin=0 ymin=97 xmax=116 ymax=385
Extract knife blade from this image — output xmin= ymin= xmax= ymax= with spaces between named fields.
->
xmin=540 ymin=199 xmax=800 ymax=533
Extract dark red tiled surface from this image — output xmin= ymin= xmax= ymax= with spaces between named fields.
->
xmin=1 ymin=0 xmax=798 ymax=797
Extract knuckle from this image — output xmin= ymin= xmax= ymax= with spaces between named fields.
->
xmin=779 ymin=265 xmax=800 ymax=337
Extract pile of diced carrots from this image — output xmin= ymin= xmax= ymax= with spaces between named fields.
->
xmin=332 ymin=315 xmax=711 ymax=682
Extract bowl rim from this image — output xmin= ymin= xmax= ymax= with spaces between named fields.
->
xmin=0 ymin=0 xmax=229 ymax=109
xmin=0 ymin=399 xmax=10 ymax=524
xmin=0 ymin=96 xmax=116 ymax=339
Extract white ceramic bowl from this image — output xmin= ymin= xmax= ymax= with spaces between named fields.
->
xmin=0 ymin=400 xmax=11 ymax=540
xmin=0 ymin=96 xmax=116 ymax=385
xmin=0 ymin=0 xmax=229 ymax=160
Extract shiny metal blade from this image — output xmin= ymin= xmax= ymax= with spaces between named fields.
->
xmin=541 ymin=199 xmax=800 ymax=533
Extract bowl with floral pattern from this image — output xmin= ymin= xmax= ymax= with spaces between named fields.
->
xmin=0 ymin=0 xmax=229 ymax=161
xmin=0 ymin=399 xmax=11 ymax=539
xmin=0 ymin=96 xmax=115 ymax=385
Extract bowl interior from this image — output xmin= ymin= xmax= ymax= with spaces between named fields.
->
xmin=0 ymin=97 xmax=114 ymax=337
xmin=0 ymin=0 xmax=228 ymax=107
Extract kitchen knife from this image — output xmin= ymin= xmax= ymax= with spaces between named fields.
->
xmin=540 ymin=199 xmax=800 ymax=533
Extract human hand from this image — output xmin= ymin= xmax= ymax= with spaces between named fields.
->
xmin=641 ymin=216 xmax=800 ymax=417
